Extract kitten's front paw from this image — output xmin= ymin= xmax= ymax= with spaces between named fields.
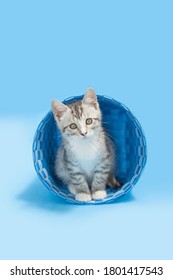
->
xmin=75 ymin=192 xmax=92 ymax=202
xmin=92 ymin=190 xmax=107 ymax=200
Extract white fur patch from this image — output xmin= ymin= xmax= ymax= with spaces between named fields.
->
xmin=92 ymin=190 xmax=107 ymax=200
xmin=75 ymin=192 xmax=92 ymax=202
xmin=70 ymin=136 xmax=103 ymax=179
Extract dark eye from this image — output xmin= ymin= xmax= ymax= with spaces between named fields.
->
xmin=69 ymin=123 xmax=77 ymax=129
xmin=86 ymin=118 xmax=93 ymax=125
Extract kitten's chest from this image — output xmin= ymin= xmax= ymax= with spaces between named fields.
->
xmin=71 ymin=139 xmax=103 ymax=176
xmin=76 ymin=150 xmax=99 ymax=176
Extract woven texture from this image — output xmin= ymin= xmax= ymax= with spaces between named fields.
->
xmin=33 ymin=95 xmax=147 ymax=204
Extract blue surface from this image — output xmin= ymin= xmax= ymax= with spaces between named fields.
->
xmin=0 ymin=0 xmax=173 ymax=259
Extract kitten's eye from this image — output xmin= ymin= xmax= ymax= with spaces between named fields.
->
xmin=86 ymin=118 xmax=93 ymax=125
xmin=69 ymin=123 xmax=77 ymax=129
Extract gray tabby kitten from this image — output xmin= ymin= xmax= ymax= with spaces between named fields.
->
xmin=52 ymin=88 xmax=120 ymax=202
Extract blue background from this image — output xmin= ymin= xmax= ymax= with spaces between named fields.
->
xmin=0 ymin=0 xmax=172 ymax=259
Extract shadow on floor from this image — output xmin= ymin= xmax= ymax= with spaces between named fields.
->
xmin=17 ymin=177 xmax=75 ymax=213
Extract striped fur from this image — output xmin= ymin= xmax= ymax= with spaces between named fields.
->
xmin=52 ymin=88 xmax=120 ymax=202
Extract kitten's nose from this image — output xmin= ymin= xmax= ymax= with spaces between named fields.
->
xmin=80 ymin=131 xmax=87 ymax=136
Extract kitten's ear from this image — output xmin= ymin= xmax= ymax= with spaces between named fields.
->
xmin=51 ymin=100 xmax=69 ymax=119
xmin=82 ymin=88 xmax=98 ymax=108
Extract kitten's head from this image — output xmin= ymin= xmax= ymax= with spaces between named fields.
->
xmin=52 ymin=88 xmax=102 ymax=140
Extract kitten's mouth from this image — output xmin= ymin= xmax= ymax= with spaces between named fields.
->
xmin=81 ymin=135 xmax=89 ymax=139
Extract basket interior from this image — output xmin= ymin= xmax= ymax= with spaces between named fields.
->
xmin=33 ymin=95 xmax=147 ymax=204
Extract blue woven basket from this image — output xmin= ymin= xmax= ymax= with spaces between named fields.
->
xmin=33 ymin=95 xmax=147 ymax=204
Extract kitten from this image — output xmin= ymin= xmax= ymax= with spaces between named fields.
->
xmin=52 ymin=88 xmax=120 ymax=202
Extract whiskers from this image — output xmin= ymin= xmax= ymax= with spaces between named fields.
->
xmin=101 ymin=121 xmax=119 ymax=143
xmin=102 ymin=128 xmax=119 ymax=144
